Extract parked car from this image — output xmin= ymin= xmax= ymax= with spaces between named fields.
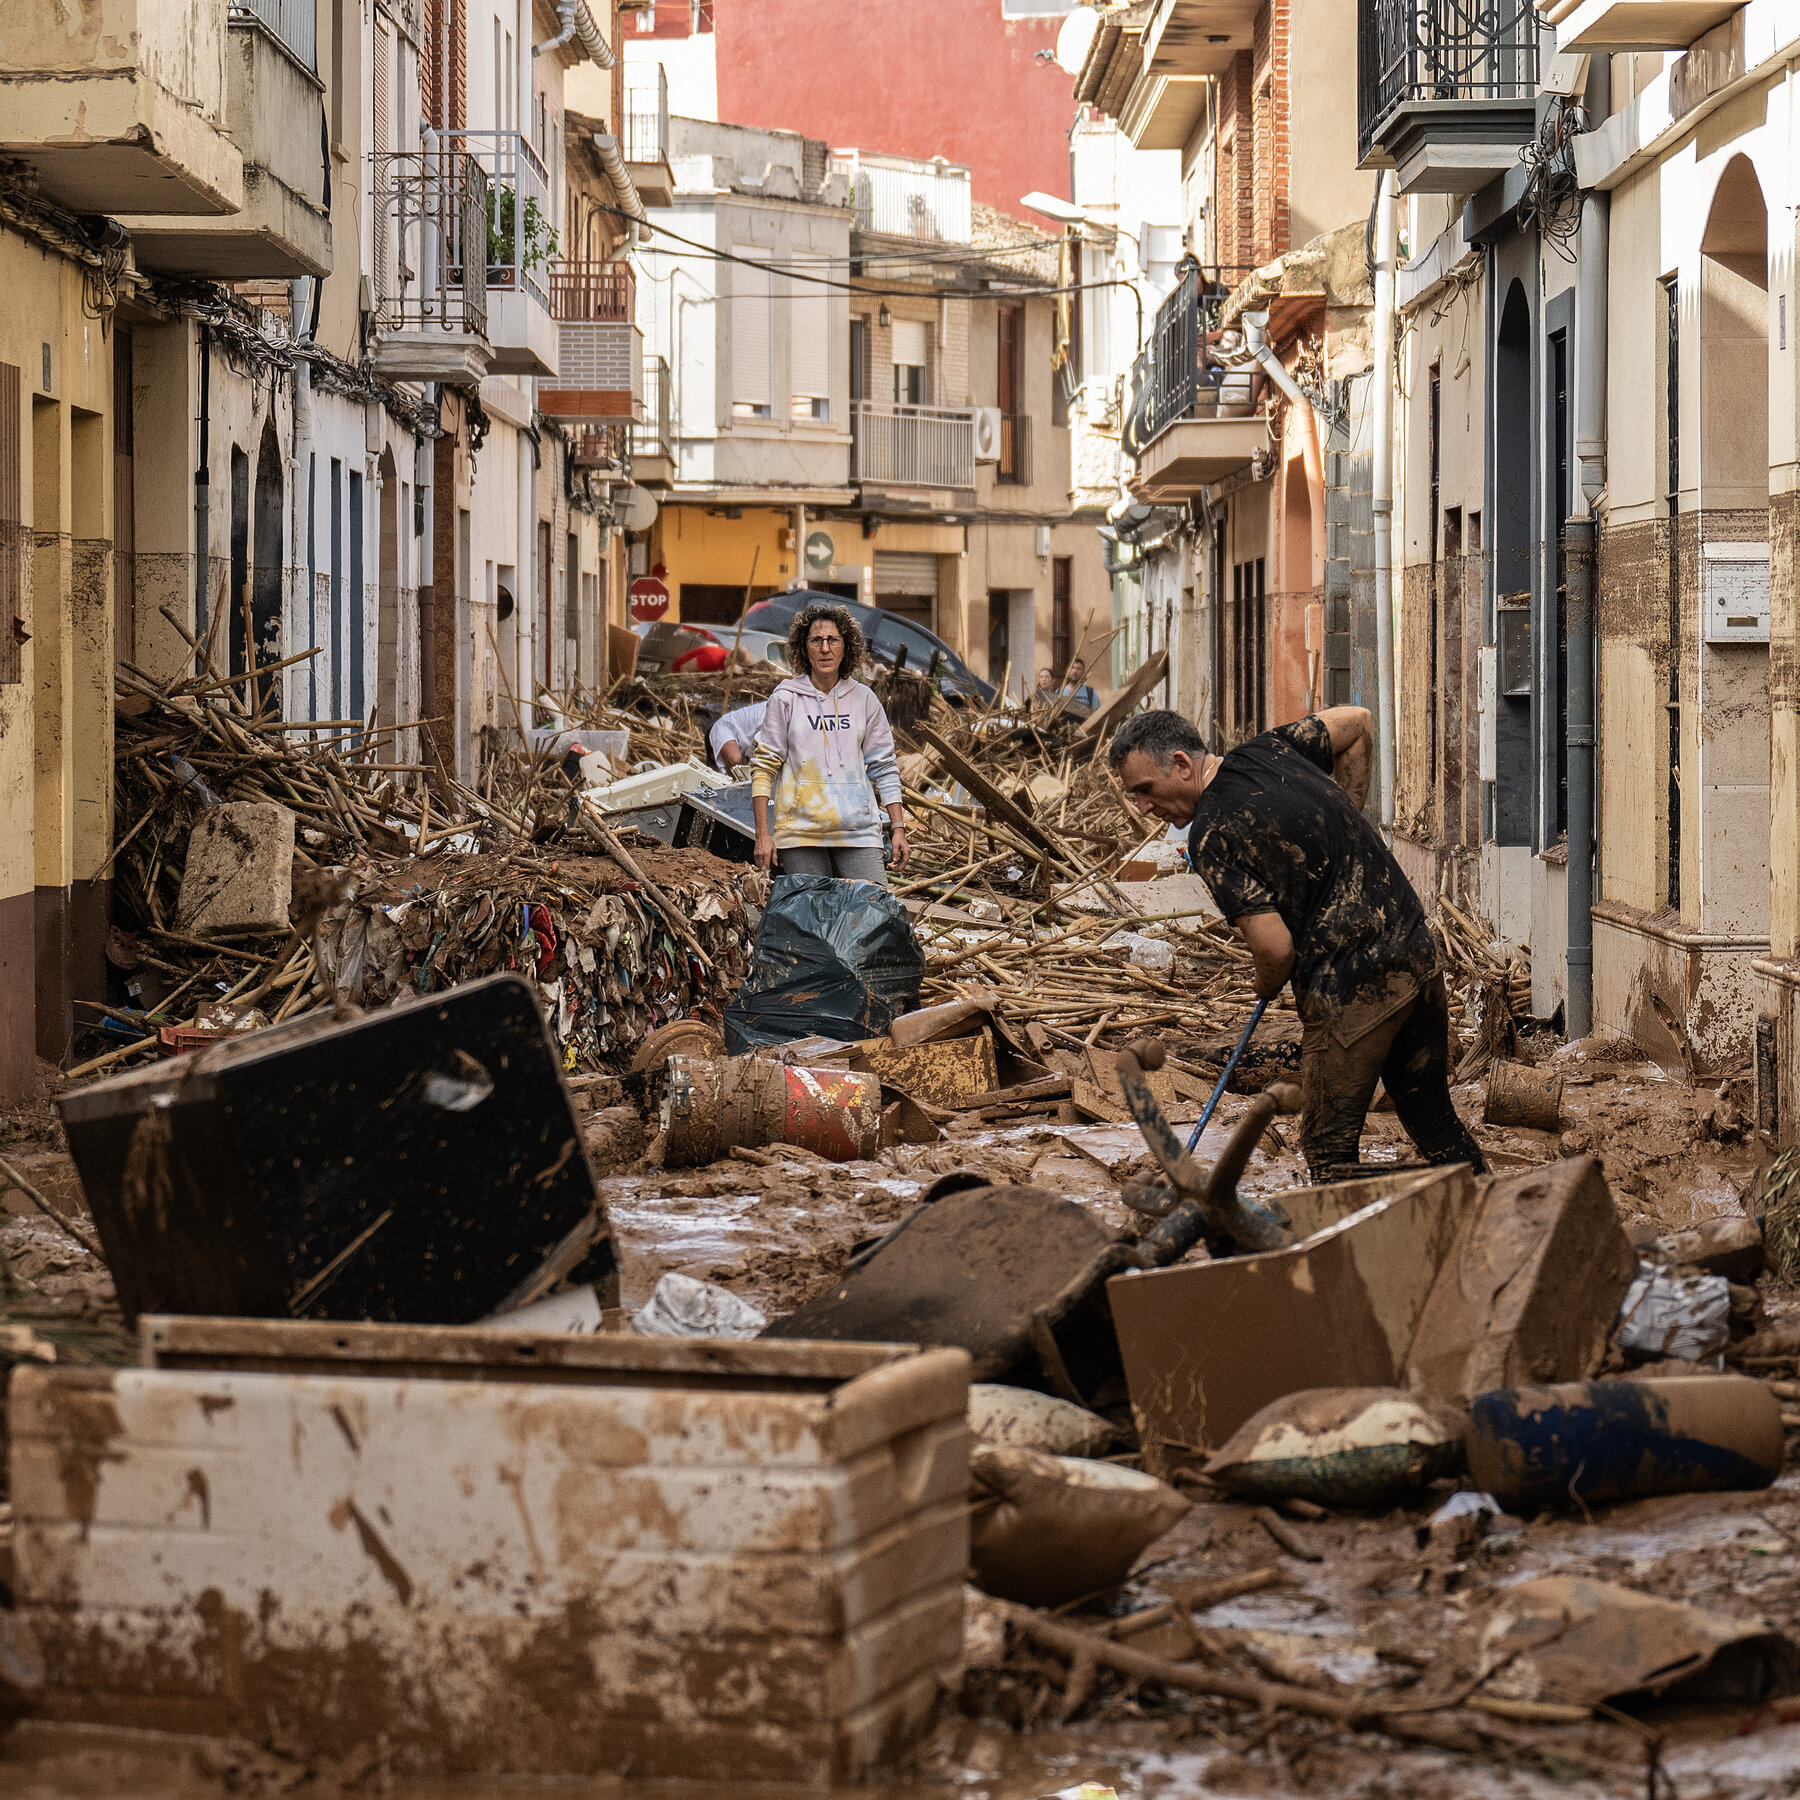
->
xmin=740 ymin=592 xmax=995 ymax=705
xmin=633 ymin=618 xmax=789 ymax=674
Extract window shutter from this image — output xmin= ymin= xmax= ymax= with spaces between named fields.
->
xmin=891 ymin=317 xmax=928 ymax=369
xmin=372 ymin=22 xmax=392 ymax=291
xmin=789 ymin=257 xmax=828 ymax=401
xmin=731 ymin=248 xmax=771 ymax=407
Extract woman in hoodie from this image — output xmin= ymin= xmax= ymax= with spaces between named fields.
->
xmin=749 ymin=603 xmax=910 ymax=885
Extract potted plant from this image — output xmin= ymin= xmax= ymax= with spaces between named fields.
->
xmin=487 ymin=188 xmax=559 ymax=285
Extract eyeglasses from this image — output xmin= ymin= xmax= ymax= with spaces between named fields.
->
xmin=807 ymin=634 xmax=842 ymax=647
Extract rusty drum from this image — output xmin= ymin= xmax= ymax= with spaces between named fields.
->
xmin=661 ymin=1054 xmax=882 ymax=1165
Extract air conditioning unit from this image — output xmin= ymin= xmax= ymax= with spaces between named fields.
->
xmin=973 ymin=406 xmax=1003 ymax=462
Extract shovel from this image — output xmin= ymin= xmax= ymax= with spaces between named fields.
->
xmin=1184 ymin=993 xmax=1270 ymax=1154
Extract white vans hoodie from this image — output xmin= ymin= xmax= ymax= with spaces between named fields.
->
xmin=748 ymin=674 xmax=901 ymax=849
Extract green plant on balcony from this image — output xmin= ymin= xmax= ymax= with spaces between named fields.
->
xmin=487 ymin=188 xmax=559 ymax=281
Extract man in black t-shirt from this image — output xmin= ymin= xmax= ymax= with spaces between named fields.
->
xmin=1110 ymin=707 xmax=1485 ymax=1182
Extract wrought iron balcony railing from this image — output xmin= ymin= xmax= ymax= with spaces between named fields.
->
xmin=369 ymin=142 xmax=490 ymax=339
xmin=1358 ymin=0 xmax=1541 ymax=164
xmin=837 ymin=154 xmax=972 ymax=245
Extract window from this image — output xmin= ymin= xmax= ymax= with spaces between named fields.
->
xmin=789 ymin=256 xmax=830 ymax=421
xmin=331 ymin=0 xmax=345 ymax=145
xmin=850 ymin=316 xmax=870 ymax=402
xmin=891 ymin=317 xmax=928 ymax=406
xmin=1231 ymin=556 xmax=1266 ymax=741
xmin=731 ymin=247 xmax=772 ymax=417
xmin=1052 ymin=557 xmax=1072 ymax=672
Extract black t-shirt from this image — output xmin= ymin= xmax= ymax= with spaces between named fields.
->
xmin=1187 ymin=718 xmax=1438 ymax=1023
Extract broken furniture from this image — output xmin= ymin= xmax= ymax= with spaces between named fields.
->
xmin=56 ymin=973 xmax=615 ymax=1326
xmin=11 ymin=1320 xmax=971 ymax=1783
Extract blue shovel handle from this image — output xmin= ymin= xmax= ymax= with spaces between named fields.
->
xmin=1184 ymin=994 xmax=1271 ymax=1154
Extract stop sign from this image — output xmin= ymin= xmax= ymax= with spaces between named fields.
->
xmin=629 ymin=574 xmax=670 ymax=623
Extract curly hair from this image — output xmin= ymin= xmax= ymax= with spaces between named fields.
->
xmin=784 ymin=602 xmax=867 ymax=684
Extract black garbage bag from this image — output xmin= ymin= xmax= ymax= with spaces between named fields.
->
xmin=724 ymin=874 xmax=924 ymax=1052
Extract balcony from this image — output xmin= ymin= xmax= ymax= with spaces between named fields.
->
xmin=0 ymin=0 xmax=244 ymax=215
xmin=572 ymin=423 xmax=629 ymax=470
xmin=1125 ymin=269 xmax=1269 ymax=503
xmin=839 ymin=153 xmax=971 ymax=245
xmin=1117 ymin=0 xmax=1257 ymax=149
xmin=1544 ymin=0 xmax=1739 ymax=51
xmin=631 ymin=356 xmax=675 ymax=486
xmin=119 ymin=8 xmax=331 ymax=279
xmin=539 ymin=261 xmax=643 ymax=423
xmin=367 ymin=143 xmax=492 ymax=384
xmin=1358 ymin=0 xmax=1542 ymax=193
xmin=852 ymin=401 xmax=975 ymax=494
xmin=624 ymin=64 xmax=674 ymax=207
xmin=444 ymin=128 xmax=560 ymax=376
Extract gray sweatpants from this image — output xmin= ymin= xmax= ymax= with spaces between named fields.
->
xmin=778 ymin=845 xmax=889 ymax=887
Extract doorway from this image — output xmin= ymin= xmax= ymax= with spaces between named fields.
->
xmin=378 ymin=445 xmax=399 ymax=757
xmin=252 ymin=420 xmax=283 ymax=717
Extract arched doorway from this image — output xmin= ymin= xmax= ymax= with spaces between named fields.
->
xmin=1694 ymin=153 xmax=1770 ymax=939
xmin=252 ymin=419 xmax=283 ymax=717
xmin=377 ymin=445 xmax=399 ymax=761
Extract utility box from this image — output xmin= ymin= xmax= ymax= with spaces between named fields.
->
xmin=1702 ymin=541 xmax=1770 ymax=644
xmin=9 ymin=1324 xmax=971 ymax=1784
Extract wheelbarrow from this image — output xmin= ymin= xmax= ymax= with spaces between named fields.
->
xmin=763 ymin=1038 xmax=1301 ymax=1407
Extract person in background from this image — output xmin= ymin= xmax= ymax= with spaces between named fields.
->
xmin=708 ymin=700 xmax=767 ymax=775
xmin=1036 ymin=667 xmax=1055 ymax=695
xmin=750 ymin=603 xmax=909 ymax=885
xmin=1059 ymin=658 xmax=1099 ymax=711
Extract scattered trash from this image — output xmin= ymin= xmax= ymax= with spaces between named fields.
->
xmin=852 ymin=1029 xmax=998 ymax=1110
xmin=632 ymin=1271 xmax=767 ymax=1338
xmin=661 ymin=1054 xmax=882 ymax=1166
xmin=724 ymin=874 xmax=925 ymax=1053
xmin=1103 ymin=930 xmax=1175 ymax=973
xmin=968 ymin=1446 xmax=1190 ymax=1608
xmin=485 ymin=1284 xmax=605 ymax=1333
xmin=56 ymin=972 xmax=616 ymax=1326
xmin=1467 ymin=1577 xmax=1798 ymax=1711
xmin=968 ymin=1384 xmax=1116 ymax=1457
xmin=1203 ymin=1388 xmax=1464 ymax=1509
xmin=1744 ymin=1145 xmax=1800 ymax=1280
xmin=1109 ymin=1163 xmax=1478 ymax=1474
xmin=1466 ymin=1374 xmax=1782 ymax=1511
xmin=177 ymin=800 xmax=297 ymax=935
xmin=1650 ymin=1213 xmax=1764 ymax=1282
xmin=14 ymin=1325 xmax=969 ymax=1781
xmin=1424 ymin=1489 xmax=1503 ymax=1556
xmin=1482 ymin=1058 xmax=1563 ymax=1131
xmin=1616 ymin=1262 xmax=1732 ymax=1364
xmin=1405 ymin=1157 xmax=1637 ymax=1406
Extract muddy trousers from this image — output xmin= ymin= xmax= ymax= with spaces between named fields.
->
xmin=1299 ymin=974 xmax=1487 ymax=1183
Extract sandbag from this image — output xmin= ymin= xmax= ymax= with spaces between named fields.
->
xmin=969 ymin=1447 xmax=1190 ymax=1607
xmin=969 ymin=1384 xmax=1116 ymax=1457
xmin=1205 ymin=1387 xmax=1464 ymax=1509
xmin=724 ymin=873 xmax=925 ymax=1052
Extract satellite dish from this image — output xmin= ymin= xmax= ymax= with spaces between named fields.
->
xmin=1055 ymin=5 xmax=1099 ymax=74
xmin=619 ymin=485 xmax=659 ymax=532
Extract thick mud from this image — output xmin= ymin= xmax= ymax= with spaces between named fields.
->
xmin=3 ymin=1045 xmax=1796 ymax=1798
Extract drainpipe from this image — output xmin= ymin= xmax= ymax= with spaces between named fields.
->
xmin=1371 ymin=169 xmax=1398 ymax=838
xmin=290 ymin=277 xmax=315 ymax=722
xmin=1566 ymin=57 xmax=1611 ymax=1041
xmin=592 ymin=132 xmax=650 ymax=242
xmin=533 ymin=0 xmax=617 ymax=67
xmin=416 ymin=400 xmax=437 ymax=781
xmin=194 ymin=322 xmax=212 ymax=669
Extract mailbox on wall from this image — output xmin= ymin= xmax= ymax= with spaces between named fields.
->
xmin=1703 ymin=541 xmax=1770 ymax=645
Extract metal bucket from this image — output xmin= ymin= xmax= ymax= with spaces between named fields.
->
xmin=661 ymin=1054 xmax=881 ymax=1166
